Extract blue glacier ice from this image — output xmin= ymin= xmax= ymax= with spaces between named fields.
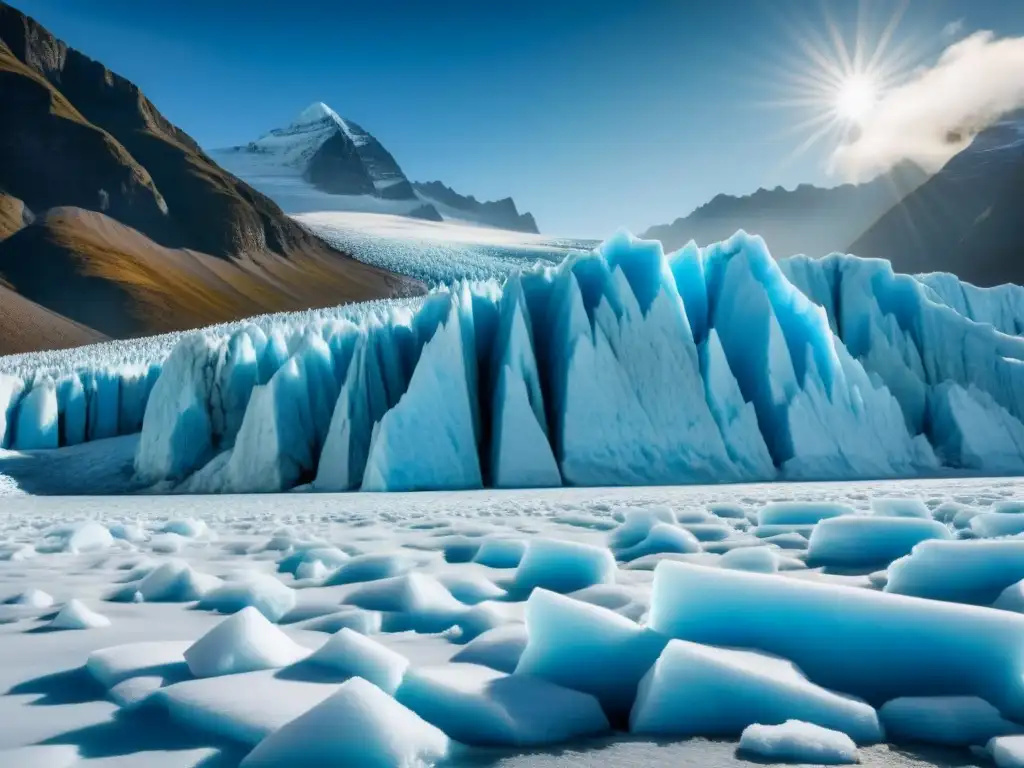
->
xmin=57 ymin=373 xmax=86 ymax=446
xmin=4 ymin=229 xmax=1024 ymax=491
xmin=0 ymin=374 xmax=24 ymax=449
xmin=361 ymin=294 xmax=482 ymax=491
xmin=306 ymin=628 xmax=408 ymax=693
xmin=758 ymin=502 xmax=853 ymax=527
xmin=514 ymin=538 xmax=616 ymax=594
xmin=650 ymin=562 xmax=1024 ymax=719
xmin=630 ymin=640 xmax=882 ymax=742
xmin=238 ymin=677 xmax=450 ymax=768
xmin=514 ymin=589 xmax=667 ymax=721
xmin=885 ymin=539 xmax=1024 ymax=604
xmin=489 ymin=277 xmax=561 ymax=488
xmin=806 ymin=516 xmax=952 ymax=569
xmin=13 ymin=376 xmax=58 ymax=450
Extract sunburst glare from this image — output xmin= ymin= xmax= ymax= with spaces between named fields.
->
xmin=753 ymin=0 xmax=933 ymax=173
xmin=834 ymin=73 xmax=877 ymax=124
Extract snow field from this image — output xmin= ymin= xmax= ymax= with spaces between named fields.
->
xmin=0 ymin=480 xmax=1023 ymax=766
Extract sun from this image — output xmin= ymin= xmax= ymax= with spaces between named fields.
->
xmin=835 ymin=74 xmax=877 ymax=124
xmin=752 ymin=1 xmax=928 ymax=172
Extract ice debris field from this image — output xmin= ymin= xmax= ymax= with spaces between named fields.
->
xmin=3 ymin=230 xmax=1024 ymax=495
xmin=297 ymin=210 xmax=598 ymax=285
xmin=3 ymin=481 xmax=1024 ymax=767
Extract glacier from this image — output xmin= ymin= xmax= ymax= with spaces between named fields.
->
xmin=3 ymin=229 xmax=1024 ymax=492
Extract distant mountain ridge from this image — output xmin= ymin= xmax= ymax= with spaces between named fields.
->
xmin=212 ymin=103 xmax=540 ymax=234
xmin=412 ymin=180 xmax=538 ymax=233
xmin=643 ymin=162 xmax=928 ymax=260
xmin=0 ymin=1 xmax=420 ymax=349
xmin=848 ymin=116 xmax=1024 ymax=287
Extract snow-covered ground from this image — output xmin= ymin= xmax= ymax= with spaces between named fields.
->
xmin=0 ymin=478 xmax=1016 ymax=767
xmin=297 ymin=211 xmax=596 ymax=284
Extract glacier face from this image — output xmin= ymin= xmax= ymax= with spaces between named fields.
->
xmin=4 ymin=230 xmax=1024 ymax=492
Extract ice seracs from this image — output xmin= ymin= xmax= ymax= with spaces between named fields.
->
xmin=13 ymin=376 xmax=58 ymax=450
xmin=806 ymin=515 xmax=951 ymax=568
xmin=489 ymin=276 xmax=561 ymax=488
xmin=649 ymin=561 xmax=1024 ymax=719
xmin=42 ymin=521 xmax=114 ymax=554
xmin=47 ymin=599 xmax=111 ymax=630
xmin=184 ymin=607 xmax=309 ymax=677
xmin=629 ymin=640 xmax=881 ymax=743
xmin=885 ymin=539 xmax=1024 ymax=604
xmin=116 ymin=231 xmax=1013 ymax=491
xmin=452 ymin=624 xmax=528 ymax=673
xmin=514 ymin=589 xmax=666 ymax=721
xmin=156 ymin=670 xmax=339 ymax=746
xmin=396 ymin=662 xmax=610 ymax=747
xmin=135 ymin=559 xmax=222 ymax=602
xmin=305 ymin=629 xmax=408 ymax=693
xmin=2 ymin=228 xmax=1022 ymax=493
xmin=239 ymin=677 xmax=450 ymax=768
xmin=513 ymin=538 xmax=616 ymax=593
xmin=197 ymin=573 xmax=296 ymax=622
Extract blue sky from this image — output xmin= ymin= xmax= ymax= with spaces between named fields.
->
xmin=13 ymin=0 xmax=1024 ymax=237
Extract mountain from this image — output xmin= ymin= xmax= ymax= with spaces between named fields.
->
xmin=211 ymin=103 xmax=540 ymax=234
xmin=220 ymin=102 xmax=418 ymax=201
xmin=642 ymin=163 xmax=928 ymax=259
xmin=0 ymin=2 xmax=421 ymax=343
xmin=412 ymin=181 xmax=538 ymax=233
xmin=847 ymin=117 xmax=1024 ymax=287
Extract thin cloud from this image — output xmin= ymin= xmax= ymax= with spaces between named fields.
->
xmin=830 ymin=31 xmax=1024 ymax=181
xmin=942 ymin=19 xmax=965 ymax=38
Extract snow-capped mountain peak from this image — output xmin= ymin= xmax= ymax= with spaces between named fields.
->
xmin=242 ymin=102 xmax=352 ymax=169
xmin=210 ymin=103 xmax=540 ymax=233
xmin=293 ymin=101 xmax=342 ymax=127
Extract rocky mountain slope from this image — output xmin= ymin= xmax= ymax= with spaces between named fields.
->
xmin=848 ymin=117 xmax=1024 ymax=287
xmin=0 ymin=2 xmax=421 ymax=342
xmin=643 ymin=163 xmax=927 ymax=260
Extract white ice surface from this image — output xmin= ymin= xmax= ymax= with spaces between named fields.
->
xmin=0 ymin=479 xmax=1018 ymax=767
xmin=297 ymin=211 xmax=593 ymax=285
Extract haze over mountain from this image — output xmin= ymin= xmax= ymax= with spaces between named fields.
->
xmin=210 ymin=103 xmax=539 ymax=234
xmin=643 ymin=110 xmax=1024 ymax=288
xmin=0 ymin=2 xmax=420 ymax=350
xmin=849 ymin=115 xmax=1024 ymax=287
xmin=642 ymin=163 xmax=928 ymax=262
